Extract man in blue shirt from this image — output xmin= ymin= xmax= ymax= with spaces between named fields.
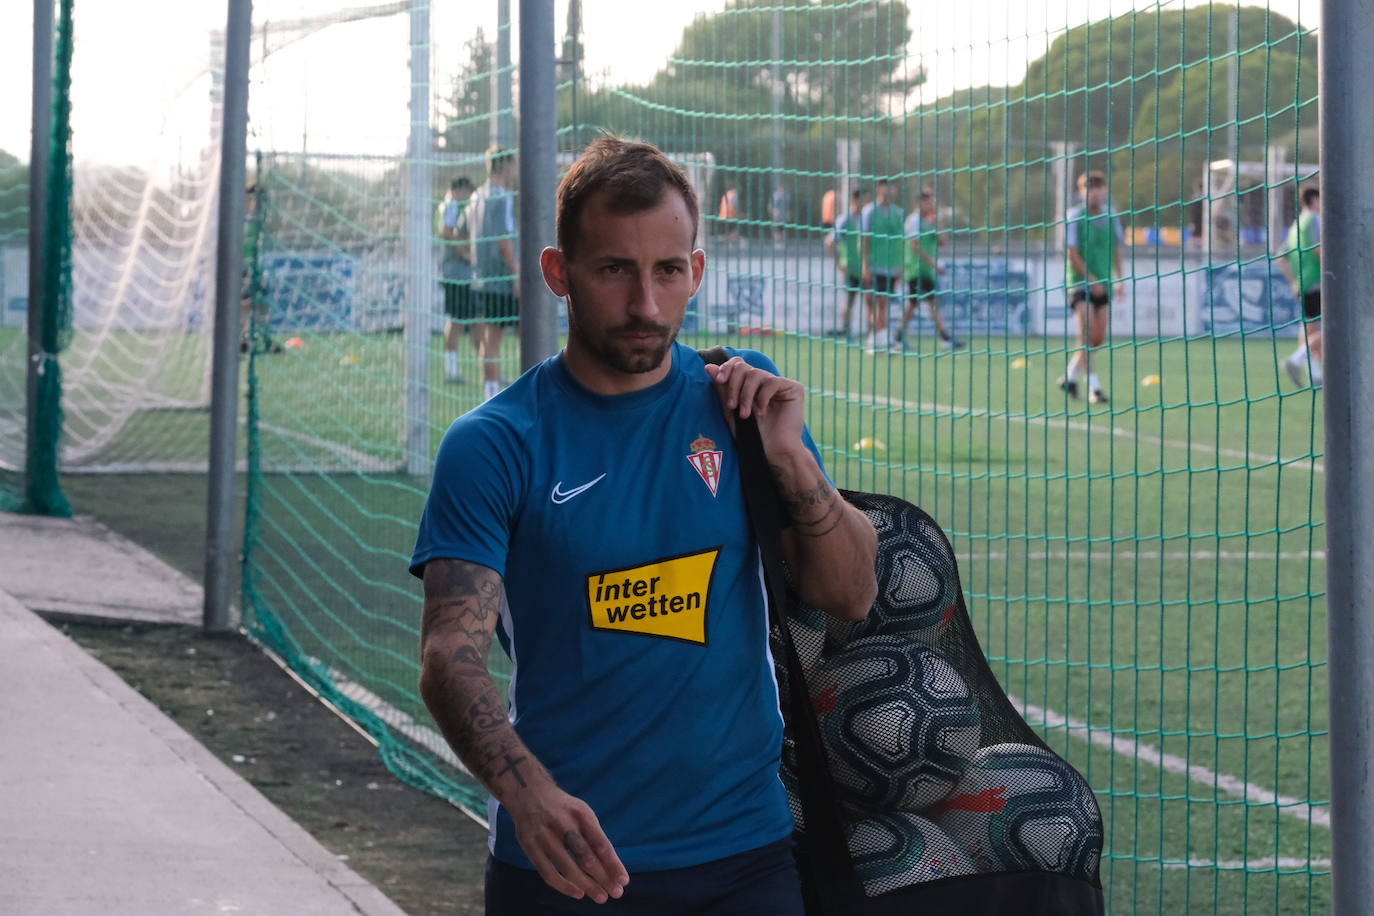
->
xmin=412 ymin=137 xmax=878 ymax=913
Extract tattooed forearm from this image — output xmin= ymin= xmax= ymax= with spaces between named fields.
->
xmin=419 ymin=559 xmax=550 ymax=799
xmin=771 ymin=469 xmax=844 ymax=538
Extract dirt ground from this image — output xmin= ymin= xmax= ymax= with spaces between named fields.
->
xmin=57 ymin=617 xmax=488 ymax=916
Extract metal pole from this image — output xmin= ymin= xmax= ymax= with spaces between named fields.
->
xmin=494 ymin=0 xmax=515 ymax=149
xmin=404 ymin=0 xmax=432 ymax=476
xmin=1323 ymin=0 xmax=1374 ymax=910
xmin=518 ymin=0 xmax=556 ymax=372
xmin=203 ymin=0 xmax=252 ymax=633
xmin=26 ymin=0 xmax=54 ymax=491
xmin=770 ymin=8 xmax=783 ymax=194
xmin=1227 ymin=3 xmax=1239 ymax=161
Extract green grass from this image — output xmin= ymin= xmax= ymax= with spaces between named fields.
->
xmin=24 ymin=323 xmax=1328 ymax=913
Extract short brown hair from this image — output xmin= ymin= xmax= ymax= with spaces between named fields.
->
xmin=1078 ymin=170 xmax=1107 ymax=190
xmin=557 ymin=136 xmax=698 ymax=258
xmin=487 ymin=145 xmax=515 ymax=176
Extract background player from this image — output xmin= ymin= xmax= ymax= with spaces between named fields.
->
xmin=459 ymin=148 xmax=520 ymax=402
xmin=824 ymin=187 xmax=867 ymax=338
xmin=896 ymin=189 xmax=962 ymax=351
xmin=1279 ymin=186 xmax=1323 ymax=387
xmin=1059 ymin=171 xmax=1124 ymax=404
xmin=437 ymin=175 xmax=474 ymax=384
xmin=861 ymin=178 xmax=906 ymax=349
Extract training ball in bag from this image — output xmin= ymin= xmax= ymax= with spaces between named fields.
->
xmin=828 ymin=511 xmax=961 ymax=652
xmin=809 ymin=635 xmax=981 ymax=811
xmin=933 ymin=742 xmax=1103 ymax=880
xmin=847 ymin=812 xmax=975 ymax=895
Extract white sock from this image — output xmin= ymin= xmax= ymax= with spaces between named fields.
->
xmin=1066 ymin=357 xmax=1083 ymax=382
xmin=483 ymin=380 xmax=500 ymax=401
xmin=1311 ymin=361 xmax=1324 ymax=385
xmin=444 ymin=351 xmax=458 ymax=377
xmin=1088 ymin=373 xmax=1102 ymax=392
xmin=1288 ymin=345 xmax=1307 ymax=365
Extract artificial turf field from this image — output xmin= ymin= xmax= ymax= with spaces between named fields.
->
xmin=3 ymin=323 xmax=1330 ymax=914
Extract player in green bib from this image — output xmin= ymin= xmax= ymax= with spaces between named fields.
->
xmin=860 ymin=179 xmax=906 ymax=349
xmin=1058 ymin=171 xmax=1124 ymax=404
xmin=824 ymin=188 xmax=867 ymax=337
xmin=896 ymin=190 xmax=962 ymax=350
xmin=1278 ymin=186 xmax=1323 ymax=386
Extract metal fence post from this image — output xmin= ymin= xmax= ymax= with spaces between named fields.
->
xmin=203 ymin=0 xmax=252 ymax=632
xmin=1322 ymin=0 xmax=1374 ymax=909
xmin=518 ymin=0 xmax=557 ymax=372
xmin=26 ymin=0 xmax=54 ymax=499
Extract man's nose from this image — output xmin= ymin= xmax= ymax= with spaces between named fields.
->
xmin=626 ymin=272 xmax=661 ymax=320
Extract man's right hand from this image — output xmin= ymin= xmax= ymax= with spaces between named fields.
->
xmin=507 ymin=783 xmax=629 ymax=904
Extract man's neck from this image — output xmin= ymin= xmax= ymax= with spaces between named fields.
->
xmin=562 ymin=340 xmax=674 ymax=396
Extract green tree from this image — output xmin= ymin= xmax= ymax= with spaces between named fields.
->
xmin=436 ymin=27 xmax=496 ymax=157
xmin=0 ymin=149 xmax=28 ymax=240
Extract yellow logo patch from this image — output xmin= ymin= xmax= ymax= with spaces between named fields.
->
xmin=586 ymin=547 xmax=721 ymax=645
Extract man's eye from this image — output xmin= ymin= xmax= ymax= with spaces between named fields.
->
xmin=602 ymin=264 xmax=622 ymax=275
xmin=661 ymin=265 xmax=681 ymax=275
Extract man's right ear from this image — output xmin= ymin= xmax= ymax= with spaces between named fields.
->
xmin=540 ymin=247 xmax=569 ymax=298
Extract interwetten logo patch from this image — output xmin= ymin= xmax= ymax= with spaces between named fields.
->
xmin=585 ymin=547 xmax=720 ymax=645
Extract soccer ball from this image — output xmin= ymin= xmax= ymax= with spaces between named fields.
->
xmin=827 ymin=509 xmax=962 ymax=651
xmin=932 ymin=742 xmax=1103 ymax=881
xmin=846 ymin=812 xmax=975 ymax=895
xmin=809 ymin=635 xmax=981 ymax=811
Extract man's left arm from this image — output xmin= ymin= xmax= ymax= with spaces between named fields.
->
xmin=705 ymin=356 xmax=877 ymax=622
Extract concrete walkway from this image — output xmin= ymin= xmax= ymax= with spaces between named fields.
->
xmin=0 ymin=510 xmax=408 ymax=915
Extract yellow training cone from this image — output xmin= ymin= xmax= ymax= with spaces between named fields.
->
xmin=1010 ymin=357 xmax=1030 ymax=369
xmin=340 ymin=354 xmax=361 ymax=366
xmin=1141 ymin=374 xmax=1161 ymax=387
xmin=853 ymin=437 xmax=887 ymax=452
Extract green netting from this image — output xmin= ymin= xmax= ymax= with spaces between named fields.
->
xmin=226 ymin=2 xmax=1324 ymax=911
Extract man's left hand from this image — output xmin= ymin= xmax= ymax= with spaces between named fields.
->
xmin=704 ymin=357 xmax=806 ymax=456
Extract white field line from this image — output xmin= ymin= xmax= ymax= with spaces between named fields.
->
xmin=821 ymin=389 xmax=1325 ymax=475
xmin=1011 ymin=695 xmax=1330 ymax=831
xmin=1157 ymin=857 xmax=1331 ymax=872
xmin=257 ymin=420 xmax=403 ymax=472
xmin=966 ymin=550 xmax=1324 ymax=561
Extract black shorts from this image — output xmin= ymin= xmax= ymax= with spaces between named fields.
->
xmin=477 ymin=290 xmax=519 ymax=324
xmin=845 ymin=273 xmax=862 ymax=290
xmin=869 ymin=273 xmax=898 ymax=295
xmin=1070 ymin=287 xmax=1111 ymax=309
xmin=442 ymin=279 xmax=474 ymax=321
xmin=908 ymin=276 xmax=937 ymax=299
xmin=1302 ymin=289 xmax=1322 ymax=320
xmin=484 ymin=837 xmax=804 ymax=916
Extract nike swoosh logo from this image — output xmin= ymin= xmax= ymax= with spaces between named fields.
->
xmin=550 ymin=473 xmax=607 ymax=505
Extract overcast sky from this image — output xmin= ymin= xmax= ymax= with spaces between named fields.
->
xmin=0 ymin=0 xmax=1316 ymax=170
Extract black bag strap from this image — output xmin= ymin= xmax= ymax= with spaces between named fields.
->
xmin=698 ymin=347 xmax=861 ymax=913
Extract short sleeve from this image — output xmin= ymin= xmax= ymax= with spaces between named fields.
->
xmin=503 ymin=193 xmax=517 ymax=236
xmin=443 ymin=201 xmax=460 ymax=229
xmin=410 ymin=412 xmax=526 ymax=579
xmin=1113 ymin=215 xmax=1125 ymax=243
xmin=860 ymin=204 xmax=874 ymax=234
xmin=1309 ymin=214 xmax=1321 ymax=245
xmin=1065 ymin=209 xmax=1082 ymax=248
